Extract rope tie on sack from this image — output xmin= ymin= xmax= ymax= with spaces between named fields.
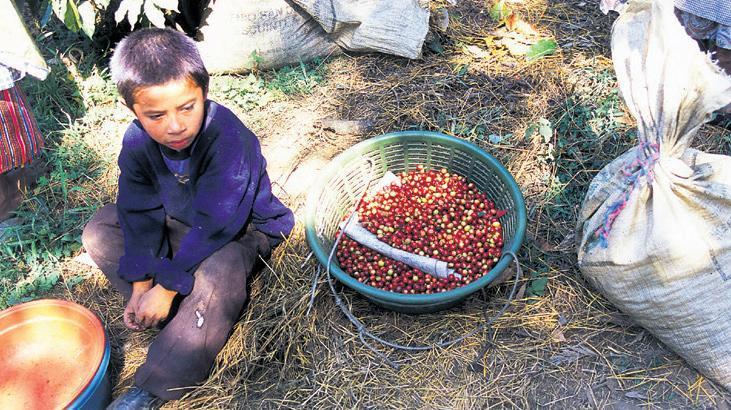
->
xmin=594 ymin=140 xmax=660 ymax=247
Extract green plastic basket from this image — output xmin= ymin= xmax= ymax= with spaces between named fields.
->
xmin=305 ymin=131 xmax=526 ymax=313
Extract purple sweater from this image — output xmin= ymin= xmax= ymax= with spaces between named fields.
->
xmin=116 ymin=100 xmax=294 ymax=295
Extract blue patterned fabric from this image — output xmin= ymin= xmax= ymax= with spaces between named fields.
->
xmin=674 ymin=0 xmax=731 ymax=27
xmin=675 ymin=7 xmax=731 ymax=49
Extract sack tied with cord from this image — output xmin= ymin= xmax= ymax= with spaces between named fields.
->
xmin=576 ymin=0 xmax=731 ymax=391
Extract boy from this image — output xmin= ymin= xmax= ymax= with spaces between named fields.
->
xmin=82 ymin=28 xmax=294 ymax=408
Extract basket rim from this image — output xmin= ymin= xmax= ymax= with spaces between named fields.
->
xmin=305 ymin=130 xmax=527 ymax=305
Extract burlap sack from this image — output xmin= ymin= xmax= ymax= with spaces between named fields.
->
xmin=196 ymin=0 xmax=430 ymax=74
xmin=196 ymin=0 xmax=339 ymax=74
xmin=577 ymin=0 xmax=731 ymax=390
xmin=291 ymin=0 xmax=430 ymax=59
xmin=196 ymin=0 xmax=340 ymax=74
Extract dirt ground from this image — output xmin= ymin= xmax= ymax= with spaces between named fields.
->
xmin=35 ymin=0 xmax=731 ymax=408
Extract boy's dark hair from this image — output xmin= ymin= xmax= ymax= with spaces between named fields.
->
xmin=110 ymin=28 xmax=209 ymax=108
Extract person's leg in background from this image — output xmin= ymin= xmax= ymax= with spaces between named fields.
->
xmin=716 ymin=47 xmax=731 ymax=76
xmin=0 ymin=169 xmax=23 ymax=222
xmin=0 ymin=84 xmax=45 ymax=225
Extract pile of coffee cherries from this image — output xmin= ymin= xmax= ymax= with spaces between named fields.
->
xmin=335 ymin=166 xmax=506 ymax=294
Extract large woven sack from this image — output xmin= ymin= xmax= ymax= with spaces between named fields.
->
xmin=196 ymin=0 xmax=430 ymax=74
xmin=577 ymin=0 xmax=731 ymax=390
xmin=196 ymin=0 xmax=340 ymax=74
xmin=291 ymin=0 xmax=430 ymax=59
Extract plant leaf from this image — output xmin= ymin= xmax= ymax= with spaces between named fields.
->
xmin=152 ymin=0 xmax=178 ymax=12
xmin=550 ymin=344 xmax=595 ymax=365
xmin=500 ymin=37 xmax=530 ymax=56
xmin=487 ymin=134 xmax=503 ymax=144
xmin=464 ymin=45 xmax=490 ymax=59
xmin=526 ymin=38 xmax=557 ymax=61
xmin=454 ymin=64 xmax=469 ymax=76
xmin=115 ymin=0 xmax=143 ymax=25
xmin=625 ymin=391 xmax=645 ymax=400
xmin=63 ymin=0 xmax=82 ymax=32
xmin=538 ymin=118 xmax=552 ymax=142
xmin=489 ymin=0 xmax=511 ymax=23
xmin=143 ymin=0 xmax=166 ymax=27
xmin=426 ymin=37 xmax=445 ymax=55
xmin=506 ymin=13 xmax=539 ymax=37
xmin=526 ymin=275 xmax=548 ymax=298
xmin=51 ymin=0 xmax=66 ymax=20
xmin=41 ymin=0 xmax=54 ymax=27
xmin=550 ymin=327 xmax=567 ymax=343
xmin=77 ymin=1 xmax=97 ymax=38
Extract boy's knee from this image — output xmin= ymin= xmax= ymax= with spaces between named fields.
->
xmin=197 ymin=242 xmax=249 ymax=283
xmin=203 ymin=242 xmax=246 ymax=270
xmin=82 ymin=204 xmax=117 ymax=253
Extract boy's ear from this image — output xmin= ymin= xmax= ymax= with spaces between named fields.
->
xmin=117 ymin=96 xmax=135 ymax=113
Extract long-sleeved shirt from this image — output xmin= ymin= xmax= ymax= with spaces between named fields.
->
xmin=116 ymin=100 xmax=294 ymax=295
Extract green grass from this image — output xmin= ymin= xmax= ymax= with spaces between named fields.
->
xmin=0 ymin=27 xmax=111 ymax=308
xmin=0 ymin=122 xmax=105 ymax=308
xmin=210 ymin=73 xmax=274 ymax=110
xmin=541 ymin=68 xmax=635 ymax=236
xmin=266 ymin=59 xmax=328 ymax=96
xmin=209 ymin=59 xmax=328 ymax=111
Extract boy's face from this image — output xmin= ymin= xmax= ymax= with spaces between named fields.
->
xmin=131 ymin=77 xmax=206 ymax=151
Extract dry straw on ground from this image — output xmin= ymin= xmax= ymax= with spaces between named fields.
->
xmin=53 ymin=0 xmax=731 ymax=408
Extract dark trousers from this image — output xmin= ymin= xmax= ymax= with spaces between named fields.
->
xmin=0 ymin=163 xmax=44 ymax=221
xmin=0 ymin=169 xmax=23 ymax=221
xmin=82 ymin=204 xmax=269 ymax=400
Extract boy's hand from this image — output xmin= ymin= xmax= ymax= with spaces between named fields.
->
xmin=135 ymin=284 xmax=177 ymax=329
xmin=124 ymin=279 xmax=153 ymax=331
